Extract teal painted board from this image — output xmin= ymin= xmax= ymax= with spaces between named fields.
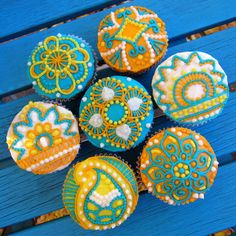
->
xmin=0 ymin=0 xmax=236 ymax=97
xmin=1 ymin=26 xmax=236 ymax=160
xmin=11 ymin=161 xmax=236 ymax=236
xmin=0 ymin=92 xmax=236 ymax=227
xmin=0 ymin=0 xmax=125 ymax=42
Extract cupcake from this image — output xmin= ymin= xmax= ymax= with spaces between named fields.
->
xmin=79 ymin=75 xmax=154 ymax=152
xmin=27 ymin=34 xmax=96 ymax=100
xmin=152 ymin=51 xmax=229 ymax=125
xmin=97 ymin=6 xmax=168 ymax=73
xmin=140 ymin=127 xmax=218 ymax=205
xmin=63 ymin=155 xmax=139 ymax=230
xmin=6 ymin=101 xmax=80 ymax=174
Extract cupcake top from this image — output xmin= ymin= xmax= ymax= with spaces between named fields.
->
xmin=152 ymin=51 xmax=229 ymax=125
xmin=140 ymin=127 xmax=218 ymax=205
xmin=98 ymin=6 xmax=168 ymax=73
xmin=6 ymin=101 xmax=80 ymax=174
xmin=28 ymin=34 xmax=95 ymax=100
xmin=79 ymin=76 xmax=154 ymax=152
xmin=63 ymin=155 xmax=138 ymax=230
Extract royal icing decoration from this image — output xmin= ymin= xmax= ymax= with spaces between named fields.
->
xmin=152 ymin=51 xmax=229 ymax=124
xmin=28 ymin=34 xmax=95 ymax=99
xmin=98 ymin=6 xmax=168 ymax=73
xmin=63 ymin=155 xmax=138 ymax=230
xmin=79 ymin=76 xmax=154 ymax=151
xmin=6 ymin=102 xmax=80 ymax=174
xmin=140 ymin=127 xmax=218 ymax=205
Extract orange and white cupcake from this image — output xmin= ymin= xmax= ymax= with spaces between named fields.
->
xmin=6 ymin=101 xmax=80 ymax=174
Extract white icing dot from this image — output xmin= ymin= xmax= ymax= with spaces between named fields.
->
xmin=192 ymin=193 xmax=199 ymax=199
xmin=199 ymin=193 xmax=204 ymax=199
xmin=56 ymin=93 xmax=61 ymax=98
xmin=100 ymin=143 xmax=105 ymax=148
xmin=148 ymin=142 xmax=153 ymax=146
xmin=146 ymin=123 xmax=151 ymax=128
xmin=198 ymin=140 xmax=203 ymax=146
xmin=211 ymin=166 xmax=217 ymax=172
xmin=154 ymin=139 xmax=159 ymax=144
xmin=127 ymin=77 xmax=132 ymax=82
xmin=82 ymin=97 xmax=87 ymax=102
xmin=77 ymin=85 xmax=83 ymax=90
xmin=57 ymin=33 xmax=62 ymax=37
xmin=80 ymin=43 xmax=85 ymax=48
xmin=27 ymin=62 xmax=32 ymax=66
xmin=32 ymin=81 xmax=37 ymax=85
xmin=88 ymin=62 xmax=92 ymax=67
xmin=177 ymin=131 xmax=182 ymax=136
xmin=195 ymin=135 xmax=200 ymax=140
xmin=171 ymin=128 xmax=176 ymax=132
xmin=127 ymin=66 xmax=131 ymax=70
xmin=38 ymin=41 xmax=43 ymax=46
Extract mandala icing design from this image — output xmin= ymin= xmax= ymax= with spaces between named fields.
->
xmin=152 ymin=51 xmax=229 ymax=124
xmin=140 ymin=127 xmax=218 ymax=205
xmin=28 ymin=34 xmax=95 ymax=99
xmin=79 ymin=76 xmax=153 ymax=151
xmin=98 ymin=6 xmax=168 ymax=73
xmin=6 ymin=102 xmax=80 ymax=174
xmin=63 ymin=156 xmax=138 ymax=230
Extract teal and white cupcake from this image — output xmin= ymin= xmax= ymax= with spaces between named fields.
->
xmin=79 ymin=76 xmax=154 ymax=152
xmin=27 ymin=34 xmax=96 ymax=100
xmin=152 ymin=51 xmax=229 ymax=125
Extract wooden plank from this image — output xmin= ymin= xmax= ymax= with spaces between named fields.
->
xmin=0 ymin=0 xmax=125 ymax=42
xmin=1 ymin=27 xmax=236 ymax=161
xmin=0 ymin=91 xmax=236 ymax=228
xmin=11 ymin=161 xmax=236 ymax=236
xmin=0 ymin=0 xmax=236 ymax=97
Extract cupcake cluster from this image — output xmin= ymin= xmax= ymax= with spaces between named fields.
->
xmin=5 ymin=5 xmax=228 ymax=232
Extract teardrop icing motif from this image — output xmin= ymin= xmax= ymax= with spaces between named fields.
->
xmin=63 ymin=155 xmax=138 ymax=230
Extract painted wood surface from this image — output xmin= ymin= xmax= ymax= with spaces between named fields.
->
xmin=0 ymin=0 xmax=124 ymax=42
xmin=0 ymin=0 xmax=236 ymax=235
xmin=0 ymin=0 xmax=236 ymax=98
xmin=11 ymin=161 xmax=236 ymax=236
xmin=1 ymin=27 xmax=236 ymax=161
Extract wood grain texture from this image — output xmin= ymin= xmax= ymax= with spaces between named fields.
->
xmin=1 ymin=27 xmax=236 ymax=161
xmin=11 ymin=161 xmax=236 ymax=236
xmin=0 ymin=0 xmax=236 ymax=97
xmin=0 ymin=0 xmax=125 ymax=42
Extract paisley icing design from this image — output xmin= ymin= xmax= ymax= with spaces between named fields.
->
xmin=152 ymin=51 xmax=229 ymax=125
xmin=63 ymin=155 xmax=138 ymax=230
xmin=140 ymin=127 xmax=218 ymax=205
xmin=28 ymin=34 xmax=95 ymax=99
xmin=79 ymin=76 xmax=154 ymax=152
xmin=6 ymin=101 xmax=80 ymax=174
xmin=98 ymin=6 xmax=168 ymax=73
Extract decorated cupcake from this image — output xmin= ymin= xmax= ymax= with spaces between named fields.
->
xmin=63 ymin=155 xmax=139 ymax=230
xmin=27 ymin=34 xmax=96 ymax=100
xmin=98 ymin=6 xmax=168 ymax=73
xmin=152 ymin=51 xmax=229 ymax=125
xmin=140 ymin=127 xmax=218 ymax=205
xmin=79 ymin=75 xmax=154 ymax=151
xmin=6 ymin=101 xmax=80 ymax=174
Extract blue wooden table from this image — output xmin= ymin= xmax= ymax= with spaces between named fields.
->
xmin=0 ymin=0 xmax=236 ymax=235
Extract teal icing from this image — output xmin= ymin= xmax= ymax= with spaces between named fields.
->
xmin=101 ymin=16 xmax=115 ymax=30
xmin=101 ymin=157 xmax=138 ymax=195
xmin=109 ymin=48 xmax=123 ymax=67
xmin=149 ymin=38 xmax=166 ymax=55
xmin=84 ymin=169 xmax=127 ymax=225
xmin=137 ymin=7 xmax=151 ymax=16
xmin=28 ymin=34 xmax=95 ymax=99
xmin=12 ymin=106 xmax=77 ymax=160
xmin=34 ymin=133 xmax=53 ymax=151
xmin=79 ymin=76 xmax=154 ymax=152
xmin=152 ymin=51 xmax=229 ymax=125
xmin=142 ymin=130 xmax=215 ymax=204
xmin=63 ymin=167 xmax=79 ymax=222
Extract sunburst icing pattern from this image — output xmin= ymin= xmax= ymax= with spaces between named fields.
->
xmin=79 ymin=76 xmax=154 ymax=152
xmin=63 ymin=155 xmax=138 ymax=230
xmin=152 ymin=51 xmax=229 ymax=124
xmin=140 ymin=127 xmax=218 ymax=205
xmin=98 ymin=6 xmax=168 ymax=73
xmin=28 ymin=34 xmax=95 ymax=99
xmin=6 ymin=102 xmax=80 ymax=174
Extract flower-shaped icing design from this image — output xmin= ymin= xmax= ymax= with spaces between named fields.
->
xmin=98 ymin=6 xmax=168 ymax=73
xmin=79 ymin=76 xmax=153 ymax=151
xmin=152 ymin=51 xmax=229 ymax=124
xmin=63 ymin=155 xmax=138 ymax=230
xmin=28 ymin=34 xmax=95 ymax=99
xmin=140 ymin=127 xmax=218 ymax=205
xmin=7 ymin=102 xmax=80 ymax=174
